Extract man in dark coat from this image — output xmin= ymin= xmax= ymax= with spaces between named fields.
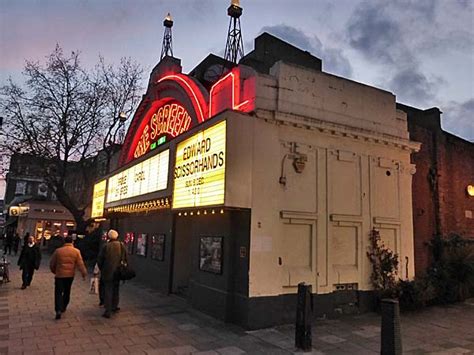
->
xmin=3 ymin=231 xmax=13 ymax=255
xmin=18 ymin=235 xmax=41 ymax=289
xmin=13 ymin=233 xmax=20 ymax=255
xmin=97 ymin=229 xmax=126 ymax=318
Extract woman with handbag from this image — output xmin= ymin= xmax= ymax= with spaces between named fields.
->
xmin=97 ymin=229 xmax=128 ymax=318
xmin=18 ymin=235 xmax=41 ymax=289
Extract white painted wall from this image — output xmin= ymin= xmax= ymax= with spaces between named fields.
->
xmin=223 ymin=61 xmax=419 ymax=298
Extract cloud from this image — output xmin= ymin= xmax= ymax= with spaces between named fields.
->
xmin=259 ymin=24 xmax=353 ymax=77
xmin=347 ymin=4 xmax=404 ymax=66
xmin=442 ymin=99 xmax=474 ymax=142
xmin=345 ymin=1 xmax=452 ymax=105
xmin=389 ymin=67 xmax=445 ymax=105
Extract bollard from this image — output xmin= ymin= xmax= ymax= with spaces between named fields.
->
xmin=381 ymin=298 xmax=402 ymax=355
xmin=295 ymin=282 xmax=312 ymax=351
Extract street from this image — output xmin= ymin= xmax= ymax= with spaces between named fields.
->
xmin=0 ymin=253 xmax=473 ymax=354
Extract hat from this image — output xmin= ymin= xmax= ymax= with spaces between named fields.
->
xmin=107 ymin=229 xmax=119 ymax=240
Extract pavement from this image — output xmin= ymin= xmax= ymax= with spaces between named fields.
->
xmin=0 ymin=253 xmax=473 ymax=354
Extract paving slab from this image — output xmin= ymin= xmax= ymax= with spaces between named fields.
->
xmin=1 ymin=254 xmax=474 ymax=354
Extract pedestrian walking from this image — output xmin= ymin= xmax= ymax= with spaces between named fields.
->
xmin=22 ymin=232 xmax=30 ymax=247
xmin=49 ymin=235 xmax=87 ymax=319
xmin=97 ymin=235 xmax=110 ymax=307
xmin=3 ymin=231 xmax=13 ymax=255
xmin=13 ymin=233 xmax=20 ymax=256
xmin=17 ymin=235 xmax=41 ymax=289
xmin=97 ymin=229 xmax=126 ymax=318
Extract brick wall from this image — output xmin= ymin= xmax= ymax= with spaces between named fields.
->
xmin=399 ymin=103 xmax=474 ymax=275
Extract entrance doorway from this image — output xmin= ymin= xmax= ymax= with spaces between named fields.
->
xmin=171 ymin=220 xmax=194 ymax=297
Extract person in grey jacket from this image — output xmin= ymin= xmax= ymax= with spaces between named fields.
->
xmin=97 ymin=229 xmax=126 ymax=318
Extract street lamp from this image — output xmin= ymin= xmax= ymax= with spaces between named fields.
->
xmin=118 ymin=112 xmax=127 ymax=144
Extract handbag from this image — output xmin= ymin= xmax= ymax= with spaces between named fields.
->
xmin=115 ymin=242 xmax=136 ymax=281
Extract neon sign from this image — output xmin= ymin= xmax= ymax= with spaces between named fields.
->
xmin=134 ymin=102 xmax=191 ymax=159
xmin=120 ymin=67 xmax=255 ymax=166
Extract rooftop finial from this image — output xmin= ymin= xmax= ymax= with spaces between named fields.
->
xmin=223 ymin=0 xmax=244 ymax=64
xmin=161 ymin=12 xmax=174 ymax=59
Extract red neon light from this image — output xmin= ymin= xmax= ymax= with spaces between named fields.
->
xmin=209 ymin=69 xmax=242 ymax=118
xmin=234 ymin=99 xmax=250 ymax=110
xmin=133 ymin=101 xmax=192 ymax=159
xmin=157 ymin=74 xmax=207 ymax=123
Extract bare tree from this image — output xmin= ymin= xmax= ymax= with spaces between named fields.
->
xmin=0 ymin=45 xmax=143 ymax=232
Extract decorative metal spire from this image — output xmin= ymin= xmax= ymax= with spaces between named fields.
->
xmin=223 ymin=0 xmax=244 ymax=64
xmin=160 ymin=13 xmax=173 ymax=59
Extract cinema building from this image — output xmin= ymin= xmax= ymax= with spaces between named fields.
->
xmin=92 ymin=33 xmax=420 ymax=329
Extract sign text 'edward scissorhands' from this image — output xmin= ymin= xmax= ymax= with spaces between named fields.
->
xmin=173 ymin=120 xmax=226 ymax=208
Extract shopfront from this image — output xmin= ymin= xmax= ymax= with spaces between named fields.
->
xmin=12 ymin=201 xmax=76 ymax=242
xmin=93 ymin=37 xmax=419 ymax=329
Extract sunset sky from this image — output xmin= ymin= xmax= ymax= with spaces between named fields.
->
xmin=0 ymin=0 xmax=473 ymax=143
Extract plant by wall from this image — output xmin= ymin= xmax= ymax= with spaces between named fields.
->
xmin=367 ymin=229 xmax=399 ymax=297
xmin=427 ymin=234 xmax=474 ymax=303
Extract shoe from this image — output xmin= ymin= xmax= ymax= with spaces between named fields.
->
xmin=55 ymin=313 xmax=61 ymax=320
xmin=112 ymin=307 xmax=121 ymax=313
xmin=21 ymin=285 xmax=26 ymax=290
xmin=61 ymin=308 xmax=67 ymax=313
xmin=102 ymin=312 xmax=111 ymax=319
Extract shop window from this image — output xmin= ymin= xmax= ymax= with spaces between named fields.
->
xmin=35 ymin=220 xmax=43 ymax=240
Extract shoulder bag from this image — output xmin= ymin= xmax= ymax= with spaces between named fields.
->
xmin=114 ymin=242 xmax=136 ymax=281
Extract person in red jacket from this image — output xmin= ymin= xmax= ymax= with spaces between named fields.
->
xmin=49 ymin=236 xmax=87 ymax=320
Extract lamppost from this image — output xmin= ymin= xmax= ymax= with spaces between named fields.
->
xmin=118 ymin=112 xmax=127 ymax=144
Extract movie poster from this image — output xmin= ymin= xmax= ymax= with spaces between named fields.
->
xmin=199 ymin=236 xmax=223 ymax=274
xmin=151 ymin=234 xmax=165 ymax=261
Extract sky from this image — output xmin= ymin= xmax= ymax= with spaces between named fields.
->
xmin=0 ymin=0 xmax=473 ymax=147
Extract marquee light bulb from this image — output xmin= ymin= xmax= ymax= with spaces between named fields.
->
xmin=231 ymin=0 xmax=240 ymax=6
xmin=165 ymin=12 xmax=172 ymax=21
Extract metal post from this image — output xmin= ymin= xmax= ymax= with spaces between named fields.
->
xmin=295 ymin=282 xmax=312 ymax=351
xmin=381 ymin=298 xmax=402 ymax=355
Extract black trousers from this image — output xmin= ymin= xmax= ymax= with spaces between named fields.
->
xmin=99 ymin=278 xmax=105 ymax=304
xmin=55 ymin=277 xmax=74 ymax=313
xmin=103 ymin=280 xmax=120 ymax=314
xmin=3 ymin=245 xmax=11 ymax=255
xmin=21 ymin=266 xmax=35 ymax=286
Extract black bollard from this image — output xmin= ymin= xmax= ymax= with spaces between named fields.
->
xmin=295 ymin=282 xmax=312 ymax=351
xmin=381 ymin=298 xmax=402 ymax=355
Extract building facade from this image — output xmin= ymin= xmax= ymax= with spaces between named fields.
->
xmin=399 ymin=104 xmax=474 ymax=274
xmin=4 ymin=154 xmax=76 ymax=239
xmin=93 ymin=33 xmax=419 ymax=329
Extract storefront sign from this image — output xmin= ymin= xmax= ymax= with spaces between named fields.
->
xmin=9 ymin=206 xmax=29 ymax=216
xmin=173 ymin=120 xmax=226 ymax=208
xmin=134 ymin=102 xmax=192 ymax=159
xmin=107 ymin=149 xmax=169 ymax=203
xmin=91 ymin=180 xmax=107 ymax=218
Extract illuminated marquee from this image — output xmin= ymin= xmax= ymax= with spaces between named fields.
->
xmin=91 ymin=180 xmax=107 ymax=218
xmin=134 ymin=102 xmax=192 ymax=159
xmin=173 ymin=120 xmax=226 ymax=208
xmin=107 ymin=149 xmax=169 ymax=203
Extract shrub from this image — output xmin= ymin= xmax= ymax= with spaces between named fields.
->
xmin=367 ymin=229 xmax=399 ymax=298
